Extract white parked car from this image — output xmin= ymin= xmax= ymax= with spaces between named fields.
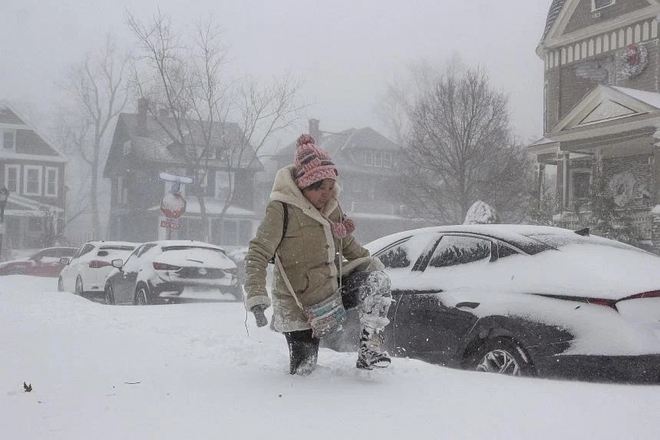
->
xmin=104 ymin=240 xmax=242 ymax=305
xmin=58 ymin=241 xmax=139 ymax=299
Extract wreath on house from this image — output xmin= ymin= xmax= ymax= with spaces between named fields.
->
xmin=620 ymin=43 xmax=648 ymax=79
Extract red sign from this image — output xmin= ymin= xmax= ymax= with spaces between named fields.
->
xmin=160 ymin=193 xmax=186 ymax=219
xmin=160 ymin=219 xmax=181 ymax=230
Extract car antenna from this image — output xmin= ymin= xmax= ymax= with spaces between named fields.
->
xmin=574 ymin=227 xmax=590 ymax=236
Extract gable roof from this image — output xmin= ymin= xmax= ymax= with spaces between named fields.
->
xmin=0 ymin=99 xmax=68 ymax=161
xmin=550 ymin=84 xmax=660 ymax=137
xmin=104 ymin=112 xmax=262 ymax=176
xmin=273 ymin=126 xmax=399 ymax=168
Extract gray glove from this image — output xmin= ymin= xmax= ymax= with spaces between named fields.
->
xmin=251 ymin=305 xmax=268 ymax=327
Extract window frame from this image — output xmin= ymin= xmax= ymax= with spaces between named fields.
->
xmin=23 ymin=165 xmax=42 ymax=196
xmin=2 ymin=130 xmax=16 ymax=151
xmin=570 ymin=169 xmax=592 ymax=201
xmin=364 ymin=150 xmax=374 ymax=167
xmin=592 ymin=0 xmax=614 ymax=12
xmin=45 ymin=166 xmax=58 ymax=197
xmin=4 ymin=164 xmax=20 ymax=193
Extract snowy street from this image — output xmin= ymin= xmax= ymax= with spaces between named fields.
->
xmin=2 ymin=275 xmax=660 ymax=439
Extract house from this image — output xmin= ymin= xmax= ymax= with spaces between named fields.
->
xmin=103 ymin=100 xmax=263 ymax=247
xmin=261 ymin=120 xmax=421 ymax=243
xmin=0 ymin=100 xmax=67 ymax=257
xmin=528 ymin=0 xmax=660 ymax=251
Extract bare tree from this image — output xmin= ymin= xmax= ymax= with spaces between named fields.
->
xmin=126 ymin=11 xmax=304 ymax=240
xmin=395 ymin=65 xmax=534 ymax=224
xmin=56 ymin=34 xmax=131 ymax=238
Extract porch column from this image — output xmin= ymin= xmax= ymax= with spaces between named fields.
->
xmin=536 ymin=163 xmax=546 ymax=210
xmin=560 ymin=152 xmax=570 ymax=210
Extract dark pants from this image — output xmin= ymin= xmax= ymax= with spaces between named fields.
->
xmin=283 ymin=330 xmax=319 ymax=375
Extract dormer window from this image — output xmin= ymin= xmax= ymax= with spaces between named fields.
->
xmin=592 ymin=0 xmax=614 ymax=11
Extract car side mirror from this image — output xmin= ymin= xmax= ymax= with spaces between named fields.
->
xmin=32 ymin=255 xmax=43 ymax=262
xmin=59 ymin=257 xmax=70 ymax=265
xmin=111 ymin=259 xmax=123 ymax=269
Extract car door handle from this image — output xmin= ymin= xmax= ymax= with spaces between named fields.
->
xmin=456 ymin=301 xmax=480 ymax=309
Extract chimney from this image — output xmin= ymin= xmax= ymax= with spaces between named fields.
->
xmin=137 ymin=98 xmax=148 ymax=136
xmin=309 ymin=118 xmax=321 ymax=142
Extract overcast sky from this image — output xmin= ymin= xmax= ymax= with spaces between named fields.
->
xmin=1 ymin=0 xmax=552 ymax=146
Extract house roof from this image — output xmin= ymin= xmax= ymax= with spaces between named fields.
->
xmin=272 ymin=126 xmax=399 ymax=174
xmin=541 ymin=0 xmax=567 ymax=41
xmin=0 ymin=99 xmax=68 ymax=161
xmin=110 ymin=113 xmax=262 ymax=172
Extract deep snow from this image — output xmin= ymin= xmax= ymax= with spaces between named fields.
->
xmin=2 ymin=275 xmax=660 ymax=440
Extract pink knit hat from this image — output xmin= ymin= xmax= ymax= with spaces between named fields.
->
xmin=293 ymin=134 xmax=338 ymax=189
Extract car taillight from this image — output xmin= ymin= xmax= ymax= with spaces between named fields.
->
xmin=89 ymin=260 xmax=112 ymax=269
xmin=153 ymin=262 xmax=182 ymax=271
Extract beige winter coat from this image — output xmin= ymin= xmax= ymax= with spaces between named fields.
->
xmin=245 ymin=165 xmax=372 ymax=332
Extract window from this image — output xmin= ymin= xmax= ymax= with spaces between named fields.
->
xmin=592 ymin=0 xmax=614 ymax=11
xmin=364 ymin=150 xmax=373 ymax=167
xmin=4 ymin=165 xmax=19 ymax=193
xmin=374 ymin=151 xmax=382 ymax=167
xmin=383 ymin=152 xmax=392 ymax=168
xmin=116 ymin=176 xmax=128 ymax=204
xmin=45 ymin=167 xmax=58 ymax=197
xmin=215 ymin=171 xmax=234 ymax=201
xmin=428 ymin=236 xmax=491 ymax=268
xmin=123 ymin=140 xmax=131 ymax=155
xmin=23 ymin=166 xmax=42 ymax=196
xmin=2 ymin=130 xmax=15 ymax=150
xmin=196 ymin=169 xmax=209 ymax=188
xmin=571 ymin=170 xmax=591 ymax=200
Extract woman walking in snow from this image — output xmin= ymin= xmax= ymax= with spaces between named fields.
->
xmin=244 ymin=134 xmax=392 ymax=375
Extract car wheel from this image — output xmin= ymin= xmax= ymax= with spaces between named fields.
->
xmin=467 ymin=336 xmax=535 ymax=377
xmin=57 ymin=277 xmax=64 ymax=292
xmin=75 ymin=276 xmax=84 ymax=296
xmin=104 ymin=284 xmax=115 ymax=305
xmin=135 ymin=285 xmax=149 ymax=305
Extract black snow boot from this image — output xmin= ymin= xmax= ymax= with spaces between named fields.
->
xmin=284 ymin=330 xmax=320 ymax=376
xmin=356 ymin=328 xmax=391 ymax=370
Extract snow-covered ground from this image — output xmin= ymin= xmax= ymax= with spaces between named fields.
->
xmin=2 ymin=275 xmax=659 ymax=440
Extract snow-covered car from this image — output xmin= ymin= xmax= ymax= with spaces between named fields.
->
xmin=324 ymin=224 xmax=660 ymax=383
xmin=104 ymin=240 xmax=241 ymax=305
xmin=0 ymin=247 xmax=78 ymax=277
xmin=58 ymin=241 xmax=139 ymax=298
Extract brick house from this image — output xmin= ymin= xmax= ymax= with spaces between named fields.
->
xmin=260 ymin=120 xmax=423 ymax=243
xmin=103 ymin=101 xmax=263 ymax=247
xmin=0 ymin=100 xmax=67 ymax=256
xmin=528 ymin=0 xmax=660 ymax=251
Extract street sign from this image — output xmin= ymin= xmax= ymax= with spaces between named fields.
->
xmin=160 ymin=193 xmax=186 ymax=219
xmin=160 ymin=219 xmax=181 ymax=230
xmin=158 ymin=172 xmax=194 ymax=184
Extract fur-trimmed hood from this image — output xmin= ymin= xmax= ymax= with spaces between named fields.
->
xmin=269 ymin=165 xmax=340 ymax=222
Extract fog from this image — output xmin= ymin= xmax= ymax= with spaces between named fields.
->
xmin=1 ymin=0 xmax=551 ymax=143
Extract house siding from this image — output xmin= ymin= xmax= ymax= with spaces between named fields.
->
xmin=564 ymin=0 xmax=650 ymax=36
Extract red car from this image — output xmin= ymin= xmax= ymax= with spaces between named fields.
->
xmin=0 ymin=247 xmax=78 ymax=277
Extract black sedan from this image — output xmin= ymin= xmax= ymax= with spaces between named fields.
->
xmin=325 ymin=225 xmax=660 ymax=383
